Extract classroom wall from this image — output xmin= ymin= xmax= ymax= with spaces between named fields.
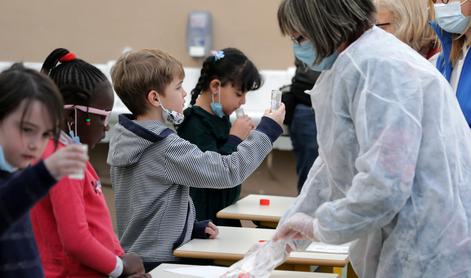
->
xmin=0 ymin=0 xmax=294 ymax=69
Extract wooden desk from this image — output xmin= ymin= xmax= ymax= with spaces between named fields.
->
xmin=150 ymin=263 xmax=338 ymax=278
xmin=174 ymin=226 xmax=349 ymax=271
xmin=216 ymin=194 xmax=295 ymax=227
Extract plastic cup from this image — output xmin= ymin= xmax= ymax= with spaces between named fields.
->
xmin=68 ymin=144 xmax=88 ymax=180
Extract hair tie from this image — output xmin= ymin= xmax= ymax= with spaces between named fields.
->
xmin=211 ymin=50 xmax=225 ymax=61
xmin=59 ymin=52 xmax=77 ymax=63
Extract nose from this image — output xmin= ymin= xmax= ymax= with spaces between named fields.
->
xmin=104 ymin=124 xmax=110 ymax=132
xmin=241 ymin=94 xmax=246 ymax=105
xmin=27 ymin=136 xmax=40 ymax=151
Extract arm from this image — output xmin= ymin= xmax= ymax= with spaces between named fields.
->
xmin=0 ymin=161 xmax=56 ymax=234
xmin=313 ymin=66 xmax=423 ymax=244
xmin=163 ymin=117 xmax=282 ymax=189
xmin=48 ymin=176 xmax=121 ymax=275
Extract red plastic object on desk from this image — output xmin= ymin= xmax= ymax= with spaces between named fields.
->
xmin=259 ymin=198 xmax=270 ymax=206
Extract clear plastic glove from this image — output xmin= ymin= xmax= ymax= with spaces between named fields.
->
xmin=220 ymin=239 xmax=295 ymax=278
xmin=272 ymin=212 xmax=318 ymax=242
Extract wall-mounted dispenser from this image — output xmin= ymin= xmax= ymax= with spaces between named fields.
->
xmin=186 ymin=11 xmax=212 ymax=58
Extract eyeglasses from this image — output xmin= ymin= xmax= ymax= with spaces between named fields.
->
xmin=431 ymin=0 xmax=450 ymax=3
xmin=375 ymin=22 xmax=391 ymax=29
xmin=64 ymin=105 xmax=111 ymax=126
xmin=290 ymin=35 xmax=306 ymax=45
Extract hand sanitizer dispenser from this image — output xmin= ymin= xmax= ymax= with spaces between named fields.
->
xmin=186 ymin=11 xmax=212 ymax=58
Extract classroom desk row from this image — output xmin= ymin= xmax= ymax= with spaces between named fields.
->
xmin=150 ymin=263 xmax=338 ymax=278
xmin=165 ymin=194 xmax=357 ymax=278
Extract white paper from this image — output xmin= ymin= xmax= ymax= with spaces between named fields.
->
xmin=164 ymin=266 xmax=228 ymax=277
xmin=306 ymin=242 xmax=350 ymax=254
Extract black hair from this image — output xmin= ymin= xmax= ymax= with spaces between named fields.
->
xmin=190 ymin=48 xmax=263 ymax=105
xmin=41 ymin=48 xmax=109 ymax=106
xmin=0 ymin=63 xmax=64 ymax=143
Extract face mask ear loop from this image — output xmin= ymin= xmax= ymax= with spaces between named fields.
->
xmin=74 ymin=107 xmax=79 ymax=139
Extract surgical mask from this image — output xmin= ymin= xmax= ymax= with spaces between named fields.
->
xmin=434 ymin=1 xmax=471 ymax=34
xmin=158 ymin=96 xmax=184 ymax=125
xmin=0 ymin=145 xmax=15 ymax=173
xmin=293 ymin=41 xmax=338 ymax=71
xmin=210 ymin=87 xmax=225 ymax=118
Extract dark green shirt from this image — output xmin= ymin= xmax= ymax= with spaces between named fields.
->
xmin=177 ymin=106 xmax=242 ymax=226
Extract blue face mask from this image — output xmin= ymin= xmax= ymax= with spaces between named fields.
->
xmin=293 ymin=41 xmax=339 ymax=71
xmin=0 ymin=145 xmax=15 ymax=173
xmin=210 ymin=87 xmax=225 ymax=118
xmin=434 ymin=2 xmax=471 ymax=35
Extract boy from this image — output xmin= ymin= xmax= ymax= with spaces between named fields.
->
xmin=107 ymin=49 xmax=285 ymax=271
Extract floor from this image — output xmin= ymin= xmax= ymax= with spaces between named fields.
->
xmin=91 ymin=143 xmax=299 ymax=230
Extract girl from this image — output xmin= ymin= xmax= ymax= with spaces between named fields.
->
xmin=30 ymin=49 xmax=149 ymax=278
xmin=0 ymin=63 xmax=87 ymax=277
xmin=270 ymin=0 xmax=471 ymax=277
xmin=177 ymin=48 xmax=260 ymax=226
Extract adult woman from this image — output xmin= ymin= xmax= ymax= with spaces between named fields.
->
xmin=272 ymin=0 xmax=471 ymax=277
xmin=374 ymin=0 xmax=439 ymax=59
xmin=432 ymin=0 xmax=471 ymax=127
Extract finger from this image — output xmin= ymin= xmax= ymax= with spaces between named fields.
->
xmin=207 ymin=222 xmax=217 ymax=230
xmin=205 ymin=226 xmax=216 ymax=236
xmin=273 ymin=227 xmax=291 ymax=241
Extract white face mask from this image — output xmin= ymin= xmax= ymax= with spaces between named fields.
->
xmin=158 ymin=96 xmax=184 ymax=125
xmin=434 ymin=1 xmax=471 ymax=34
xmin=0 ymin=145 xmax=15 ymax=173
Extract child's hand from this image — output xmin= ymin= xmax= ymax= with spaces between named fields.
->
xmin=230 ymin=116 xmax=255 ymax=140
xmin=122 ymin=252 xmax=146 ymax=276
xmin=125 ymin=274 xmax=152 ymax=278
xmin=44 ymin=144 xmax=88 ymax=181
xmin=264 ymin=103 xmax=285 ymax=127
xmin=205 ymin=221 xmax=219 ymax=239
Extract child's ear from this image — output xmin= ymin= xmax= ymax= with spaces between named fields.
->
xmin=146 ymin=90 xmax=161 ymax=107
xmin=209 ymin=79 xmax=221 ymax=94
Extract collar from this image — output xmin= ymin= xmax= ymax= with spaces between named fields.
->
xmin=118 ymin=114 xmax=174 ymax=143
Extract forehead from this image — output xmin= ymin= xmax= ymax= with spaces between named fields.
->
xmin=12 ymin=100 xmax=53 ymax=130
xmin=89 ymin=81 xmax=115 ymax=110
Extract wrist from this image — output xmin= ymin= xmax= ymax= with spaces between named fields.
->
xmin=110 ymin=256 xmax=124 ymax=278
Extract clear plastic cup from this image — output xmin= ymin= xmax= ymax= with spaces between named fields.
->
xmin=271 ymin=90 xmax=282 ymax=112
xmin=68 ymin=144 xmax=88 ymax=180
xmin=236 ymin=107 xmax=245 ymax=118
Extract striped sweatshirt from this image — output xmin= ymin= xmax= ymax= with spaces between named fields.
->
xmin=107 ymin=114 xmax=282 ymax=263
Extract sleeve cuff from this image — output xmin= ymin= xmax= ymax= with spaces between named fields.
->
xmin=192 ymin=220 xmax=210 ymax=239
xmin=255 ymin=117 xmax=283 ymax=143
xmin=226 ymin=135 xmax=243 ymax=147
xmin=35 ymin=161 xmax=58 ymax=188
xmin=109 ymin=256 xmax=123 ymax=278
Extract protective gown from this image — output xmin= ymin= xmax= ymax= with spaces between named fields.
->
xmin=281 ymin=27 xmax=471 ymax=277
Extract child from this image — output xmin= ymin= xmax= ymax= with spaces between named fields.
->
xmin=30 ymin=49 xmax=149 ymax=278
xmin=0 ymin=63 xmax=87 ymax=277
xmin=108 ymin=49 xmax=285 ymax=271
xmin=177 ymin=48 xmax=260 ymax=226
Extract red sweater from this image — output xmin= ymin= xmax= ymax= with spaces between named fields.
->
xmin=31 ymin=138 xmax=124 ymax=277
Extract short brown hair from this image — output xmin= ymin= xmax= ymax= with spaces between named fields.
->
xmin=111 ymin=49 xmax=184 ymax=116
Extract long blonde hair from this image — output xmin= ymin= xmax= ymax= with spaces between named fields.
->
xmin=375 ymin=0 xmax=436 ymax=54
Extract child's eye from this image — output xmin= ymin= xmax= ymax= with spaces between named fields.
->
xmin=21 ymin=127 xmax=33 ymax=133
xmin=42 ymin=132 xmax=53 ymax=139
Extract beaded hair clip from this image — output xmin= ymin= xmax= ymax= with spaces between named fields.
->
xmin=211 ymin=50 xmax=225 ymax=61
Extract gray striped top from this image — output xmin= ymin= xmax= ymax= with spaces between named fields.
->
xmin=107 ymin=114 xmax=281 ymax=263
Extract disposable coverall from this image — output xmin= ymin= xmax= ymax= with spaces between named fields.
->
xmin=281 ymin=27 xmax=471 ymax=277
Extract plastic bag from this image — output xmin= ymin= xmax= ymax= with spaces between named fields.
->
xmin=220 ymin=239 xmax=295 ymax=278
